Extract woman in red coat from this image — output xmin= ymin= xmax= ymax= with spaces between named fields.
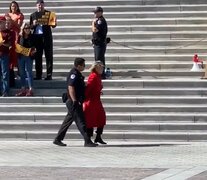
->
xmin=83 ymin=61 xmax=107 ymax=144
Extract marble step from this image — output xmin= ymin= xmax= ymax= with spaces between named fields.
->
xmin=15 ymin=6 xmax=207 ymax=13
xmin=19 ymin=12 xmax=207 ymax=20
xmin=53 ymin=38 xmax=207 ymax=46
xmin=1 ymin=0 xmax=207 ymax=8
xmin=24 ymin=69 xmax=203 ymax=78
xmin=7 ymin=87 xmax=207 ymax=96
xmin=9 ymin=78 xmax=207 ymax=89
xmin=0 ymin=104 xmax=206 ymax=113
xmin=53 ymin=25 xmax=207 ymax=33
xmin=0 ymin=121 xmax=207 ymax=131
xmin=52 ymin=46 xmax=207 ymax=54
xmin=2 ymin=96 xmax=207 ymax=104
xmin=51 ymin=54 xmax=207 ymax=62
xmin=0 ymin=112 xmax=206 ymax=121
xmin=0 ymin=130 xmax=207 ymax=141
xmin=54 ymin=18 xmax=207 ymax=26
xmin=44 ymin=61 xmax=195 ymax=69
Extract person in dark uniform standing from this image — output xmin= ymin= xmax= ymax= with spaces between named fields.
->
xmin=53 ymin=58 xmax=97 ymax=147
xmin=30 ymin=0 xmax=56 ymax=80
xmin=91 ymin=7 xmax=108 ymax=79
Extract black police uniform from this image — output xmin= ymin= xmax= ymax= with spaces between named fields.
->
xmin=54 ymin=67 xmax=89 ymax=143
xmin=92 ymin=16 xmax=108 ymax=77
xmin=30 ymin=10 xmax=54 ymax=80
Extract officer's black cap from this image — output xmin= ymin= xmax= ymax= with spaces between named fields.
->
xmin=92 ymin=7 xmax=103 ymax=13
xmin=36 ymin=0 xmax=44 ymax=4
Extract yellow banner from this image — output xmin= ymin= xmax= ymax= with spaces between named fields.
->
xmin=15 ymin=44 xmax=31 ymax=56
xmin=48 ymin=12 xmax=56 ymax=26
xmin=38 ymin=12 xmax=56 ymax=26
xmin=0 ymin=33 xmax=3 ymax=44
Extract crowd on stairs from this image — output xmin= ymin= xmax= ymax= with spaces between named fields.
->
xmin=0 ymin=0 xmax=110 ymax=97
xmin=0 ymin=0 xmax=109 ymax=147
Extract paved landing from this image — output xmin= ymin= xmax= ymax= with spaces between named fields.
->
xmin=0 ymin=141 xmax=207 ymax=179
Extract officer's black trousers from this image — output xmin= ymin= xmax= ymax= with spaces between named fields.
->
xmin=34 ymin=34 xmax=53 ymax=78
xmin=55 ymin=100 xmax=88 ymax=142
xmin=94 ymin=43 xmax=106 ymax=66
xmin=94 ymin=43 xmax=106 ymax=78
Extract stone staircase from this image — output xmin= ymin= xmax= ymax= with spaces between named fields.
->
xmin=0 ymin=0 xmax=207 ymax=142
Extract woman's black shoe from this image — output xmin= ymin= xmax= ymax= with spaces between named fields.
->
xmin=94 ymin=137 xmax=107 ymax=144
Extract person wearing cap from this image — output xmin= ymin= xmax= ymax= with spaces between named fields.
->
xmin=0 ymin=17 xmax=15 ymax=96
xmin=53 ymin=58 xmax=97 ymax=147
xmin=91 ymin=7 xmax=108 ymax=79
xmin=83 ymin=61 xmax=107 ymax=144
xmin=30 ymin=0 xmax=56 ymax=80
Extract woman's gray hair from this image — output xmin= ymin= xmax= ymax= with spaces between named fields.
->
xmin=89 ymin=61 xmax=104 ymax=72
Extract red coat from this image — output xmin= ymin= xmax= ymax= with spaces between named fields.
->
xmin=83 ymin=72 xmax=106 ymax=128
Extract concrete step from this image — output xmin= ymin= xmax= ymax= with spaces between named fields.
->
xmin=1 ymin=0 xmax=207 ymax=8
xmin=0 ymin=121 xmax=207 ymax=131
xmin=53 ymin=25 xmax=207 ymax=33
xmin=87 ymin=96 xmax=207 ymax=104
xmin=54 ymin=18 xmax=207 ymax=26
xmin=0 ymin=104 xmax=207 ymax=113
xmin=53 ymin=38 xmax=207 ymax=46
xmin=10 ymin=79 xmax=207 ymax=89
xmin=2 ymin=96 xmax=207 ymax=105
xmin=0 ymin=112 xmax=206 ymax=121
xmin=0 ymin=130 xmax=207 ymax=141
xmin=51 ymin=31 xmax=207 ymax=40
xmin=20 ymin=12 xmax=207 ymax=20
xmin=29 ymin=69 xmax=203 ymax=78
xmin=8 ymin=87 xmax=207 ymax=97
xmin=101 ymin=79 xmax=207 ymax=88
xmin=0 ymin=0 xmax=172 ymax=8
xmin=44 ymin=61 xmax=195 ymax=70
xmin=15 ymin=6 xmax=207 ymax=14
xmin=103 ymin=87 xmax=207 ymax=96
xmin=52 ymin=46 xmax=207 ymax=54
xmin=51 ymin=54 xmax=207 ymax=62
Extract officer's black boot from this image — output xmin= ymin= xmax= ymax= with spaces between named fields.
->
xmin=84 ymin=129 xmax=98 ymax=147
xmin=94 ymin=127 xmax=107 ymax=145
xmin=84 ymin=138 xmax=98 ymax=147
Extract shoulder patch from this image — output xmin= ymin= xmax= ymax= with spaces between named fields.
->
xmin=97 ymin=20 xmax=102 ymax=25
xmin=70 ymin=74 xmax=76 ymax=79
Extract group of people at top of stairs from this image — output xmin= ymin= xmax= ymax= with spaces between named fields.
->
xmin=0 ymin=0 xmax=55 ymax=97
xmin=0 ymin=0 xmax=109 ymax=97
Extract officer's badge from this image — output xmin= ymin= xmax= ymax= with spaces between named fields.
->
xmin=70 ymin=74 xmax=76 ymax=79
xmin=97 ymin=20 xmax=102 ymax=25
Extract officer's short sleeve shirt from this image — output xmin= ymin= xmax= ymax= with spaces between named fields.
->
xmin=95 ymin=17 xmax=105 ymax=31
xmin=67 ymin=68 xmax=77 ymax=86
xmin=66 ymin=67 xmax=85 ymax=102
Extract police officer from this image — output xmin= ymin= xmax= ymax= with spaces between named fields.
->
xmin=53 ymin=57 xmax=97 ymax=147
xmin=91 ymin=7 xmax=108 ymax=79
